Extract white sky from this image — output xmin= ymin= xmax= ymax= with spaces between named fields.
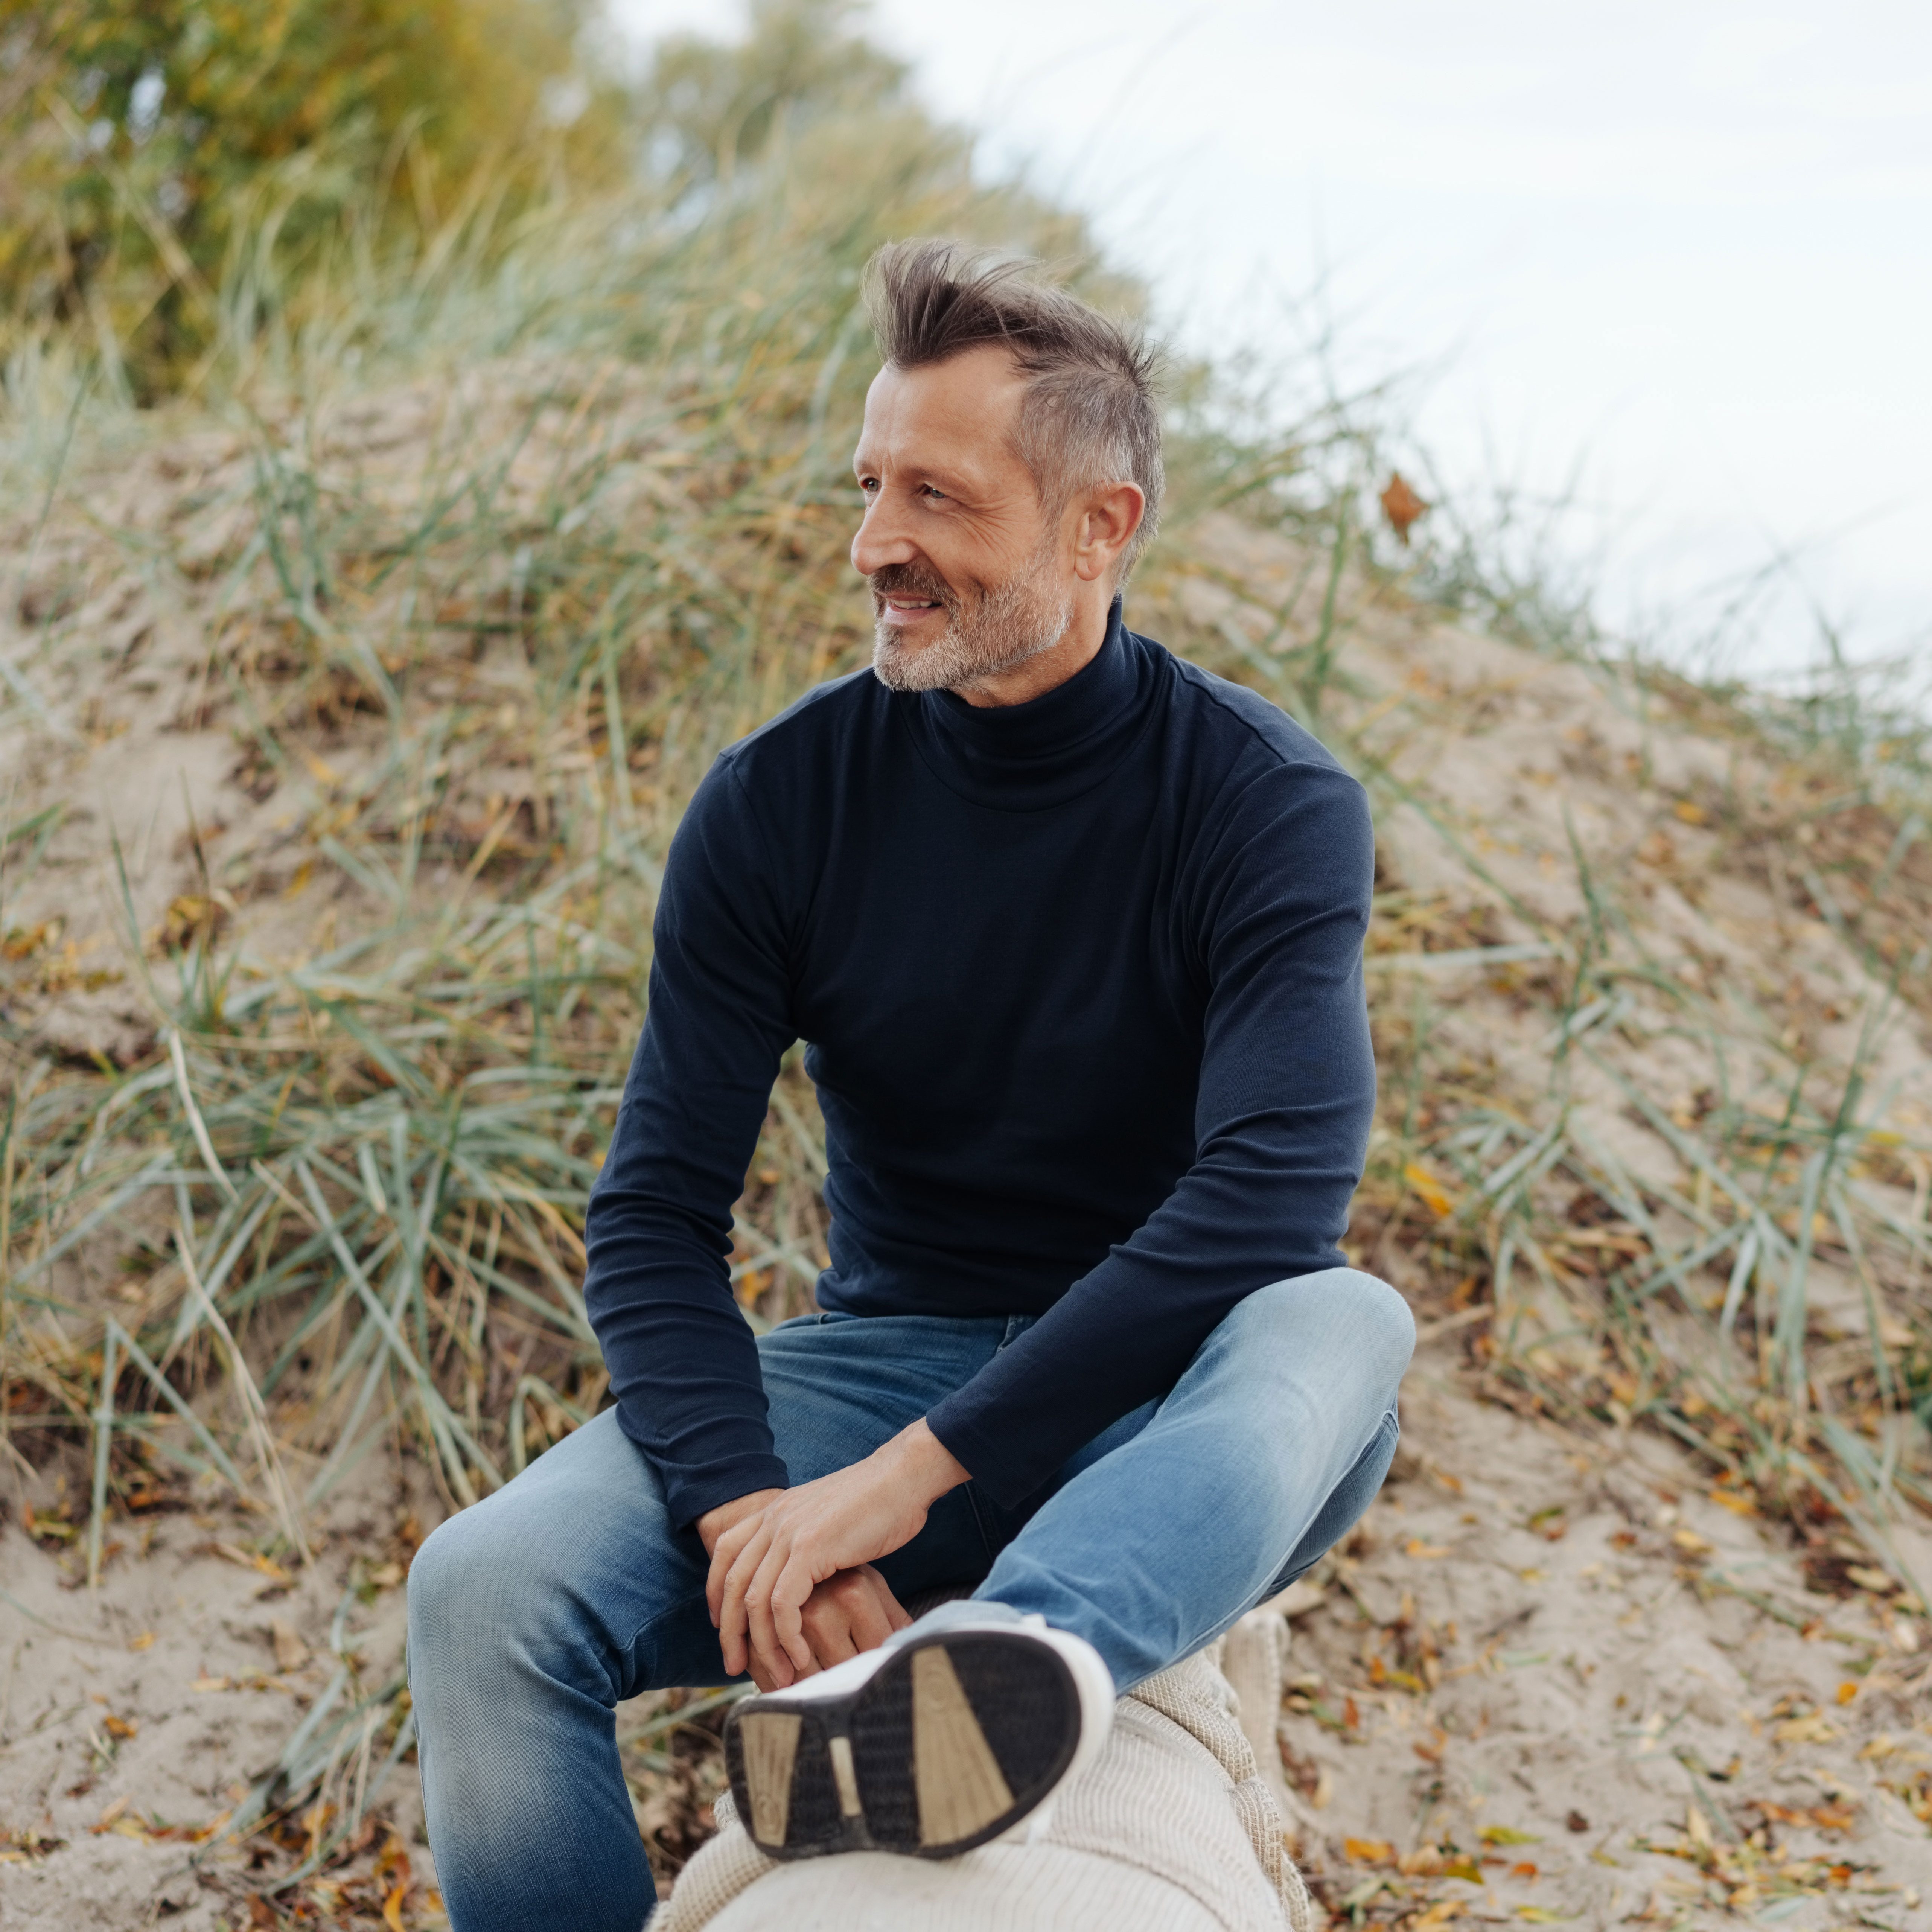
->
xmin=609 ymin=1 xmax=1931 ymax=681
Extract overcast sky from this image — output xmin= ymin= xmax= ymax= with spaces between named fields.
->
xmin=609 ymin=1 xmax=1930 ymax=681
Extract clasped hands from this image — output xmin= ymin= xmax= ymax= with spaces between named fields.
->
xmin=696 ymin=1418 xmax=968 ymax=1691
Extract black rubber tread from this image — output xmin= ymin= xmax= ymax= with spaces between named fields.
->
xmin=787 ymin=1709 xmax=847 ymax=1850
xmin=724 ymin=1706 xmax=850 ymax=1857
xmin=941 ymin=1635 xmax=1080 ymax=1805
xmin=846 ymin=1648 xmax=918 ymax=1849
xmin=724 ymin=1631 xmax=1084 ymax=1863
xmin=851 ymin=1634 xmax=1081 ymax=1857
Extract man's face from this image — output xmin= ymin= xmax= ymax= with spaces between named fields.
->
xmin=850 ymin=345 xmax=1074 ymax=693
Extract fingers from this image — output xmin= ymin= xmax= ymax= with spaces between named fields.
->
xmin=769 ymin=1554 xmax=818 ymax=1675
xmin=706 ymin=1514 xmax=758 ymax=1628
xmin=718 ymin=1522 xmax=775 ymax=1680
xmin=800 ymin=1594 xmax=860 ymax=1669
xmin=838 ymin=1568 xmax=896 ymax=1646
xmin=744 ymin=1544 xmax=798 ymax=1687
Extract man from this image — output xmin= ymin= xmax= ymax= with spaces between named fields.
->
xmin=408 ymin=240 xmax=1413 ymax=1932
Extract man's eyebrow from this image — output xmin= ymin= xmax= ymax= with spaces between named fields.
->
xmin=853 ymin=450 xmax=983 ymax=493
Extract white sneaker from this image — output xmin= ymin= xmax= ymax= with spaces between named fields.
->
xmin=723 ymin=1615 xmax=1114 ymax=1860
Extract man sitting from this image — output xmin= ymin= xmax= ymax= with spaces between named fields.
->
xmin=406 ymin=239 xmax=1413 ymax=1932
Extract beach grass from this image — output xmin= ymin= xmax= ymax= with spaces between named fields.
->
xmin=3 ymin=1 xmax=1931 ymax=1907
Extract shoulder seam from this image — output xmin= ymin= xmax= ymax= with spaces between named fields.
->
xmin=717 ymin=667 xmax=874 ymax=767
xmin=1165 ymin=652 xmax=1353 ymax=778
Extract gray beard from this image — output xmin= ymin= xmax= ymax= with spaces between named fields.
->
xmin=871 ymin=559 xmax=1072 ymax=695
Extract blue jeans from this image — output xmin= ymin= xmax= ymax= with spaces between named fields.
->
xmin=406 ymin=1267 xmax=1413 ymax=1932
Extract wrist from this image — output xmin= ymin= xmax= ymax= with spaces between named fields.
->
xmin=695 ymin=1485 xmax=784 ymax=1557
xmin=888 ymin=1417 xmax=970 ymax=1504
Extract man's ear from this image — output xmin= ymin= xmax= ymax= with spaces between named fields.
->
xmin=1072 ymin=482 xmax=1146 ymax=584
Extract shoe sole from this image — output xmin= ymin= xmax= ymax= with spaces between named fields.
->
xmin=724 ymin=1630 xmax=1086 ymax=1860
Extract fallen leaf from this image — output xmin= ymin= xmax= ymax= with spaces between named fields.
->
xmin=213 ymin=1542 xmax=291 ymax=1584
xmin=1565 ymin=1810 xmax=1589 ymax=1833
xmin=128 ymin=1631 xmax=155 ymax=1652
xmin=1404 ymin=1162 xmax=1456 ymax=1218
xmin=1846 ymin=1565 xmax=1899 ymax=1595
xmin=270 ymin=1618 xmax=309 ymax=1673
xmin=383 ymin=1882 xmax=407 ymax=1932
xmin=1670 ymin=1527 xmax=1713 ymax=1558
xmin=1511 ymin=1860 xmax=1539 ymax=1879
xmin=1405 ymin=1538 xmax=1451 ymax=1559
xmin=1412 ymin=1903 xmax=1461 ymax=1930
xmin=1480 ymin=1825 xmax=1541 ymax=1846
xmin=1344 ymin=1836 xmax=1394 ymax=1864
xmin=1672 ymin=799 xmax=1708 ymax=825
xmin=1515 ymin=1911 xmax=1567 ymax=1924
xmin=1773 ymin=1712 xmax=1839 ymax=1746
xmin=1710 ymin=1489 xmax=1757 ymax=1517
xmin=102 ymin=1714 xmax=137 ymax=1740
xmin=192 ymin=1675 xmax=230 ymax=1693
xmin=1836 ymin=1680 xmax=1859 ymax=1705
xmin=1380 ymin=472 xmax=1430 ymax=545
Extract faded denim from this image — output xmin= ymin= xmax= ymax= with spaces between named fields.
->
xmin=407 ymin=1268 xmax=1413 ymax=1932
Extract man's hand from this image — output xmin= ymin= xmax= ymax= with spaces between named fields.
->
xmin=703 ymin=1420 xmax=968 ymax=1687
xmin=786 ymin=1565 xmax=912 ymax=1688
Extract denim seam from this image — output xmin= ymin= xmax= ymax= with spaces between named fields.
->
xmin=961 ymin=1480 xmax=1004 ymax=1568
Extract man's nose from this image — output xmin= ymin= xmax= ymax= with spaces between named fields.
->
xmin=850 ymin=496 xmax=917 ymax=577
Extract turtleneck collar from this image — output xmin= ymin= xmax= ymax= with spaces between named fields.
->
xmin=898 ymin=598 xmax=1158 ymax=812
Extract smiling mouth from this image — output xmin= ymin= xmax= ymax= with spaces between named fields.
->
xmin=875 ymin=589 xmax=948 ymax=627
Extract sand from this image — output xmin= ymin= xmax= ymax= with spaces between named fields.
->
xmin=5 ymin=368 xmax=1930 ymax=1929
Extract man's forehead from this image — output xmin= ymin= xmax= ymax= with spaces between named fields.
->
xmin=854 ymin=347 xmax=1026 ymax=467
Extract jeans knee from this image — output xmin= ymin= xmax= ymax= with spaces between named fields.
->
xmin=1333 ymin=1269 xmax=1416 ymax=1379
xmin=406 ymin=1512 xmax=481 ymax=1664
xmin=406 ymin=1503 xmax=547 ymax=1677
xmin=1235 ymin=1267 xmax=1415 ymax=1387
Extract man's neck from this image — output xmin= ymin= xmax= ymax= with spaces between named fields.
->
xmin=950 ymin=589 xmax=1114 ymax=709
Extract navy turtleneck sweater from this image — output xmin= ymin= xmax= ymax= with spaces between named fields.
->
xmin=585 ymin=603 xmax=1377 ymax=1528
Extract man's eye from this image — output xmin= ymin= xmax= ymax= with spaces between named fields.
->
xmin=919 ymin=484 xmax=948 ymax=501
xmin=858 ymin=477 xmax=880 ymax=494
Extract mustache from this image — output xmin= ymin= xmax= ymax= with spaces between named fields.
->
xmin=869 ymin=563 xmax=956 ymax=608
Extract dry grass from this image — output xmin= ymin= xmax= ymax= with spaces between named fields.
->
xmin=2 ymin=47 xmax=1930 ymax=1927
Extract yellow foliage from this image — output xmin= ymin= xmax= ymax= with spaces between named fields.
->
xmin=0 ymin=0 xmax=624 ymax=391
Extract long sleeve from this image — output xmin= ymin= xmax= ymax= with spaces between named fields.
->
xmin=584 ymin=761 xmax=797 ymax=1528
xmin=923 ymin=761 xmax=1376 ymax=1507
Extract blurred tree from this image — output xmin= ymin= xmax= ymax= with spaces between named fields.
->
xmin=0 ymin=0 xmax=627 ymax=394
xmin=635 ymin=0 xmax=910 ymax=188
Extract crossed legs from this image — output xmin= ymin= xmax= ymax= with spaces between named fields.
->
xmin=406 ymin=1271 xmax=1412 ymax=1932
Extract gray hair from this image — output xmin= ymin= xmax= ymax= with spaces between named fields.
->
xmin=862 ymin=239 xmax=1165 ymax=578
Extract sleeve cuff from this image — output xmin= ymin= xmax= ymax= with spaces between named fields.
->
xmin=660 ymin=1453 xmax=791 ymax=1533
xmin=926 ymin=1398 xmax=1041 ymax=1512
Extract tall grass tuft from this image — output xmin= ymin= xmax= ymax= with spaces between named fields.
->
xmin=2 ymin=0 xmax=1930 ymax=1909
